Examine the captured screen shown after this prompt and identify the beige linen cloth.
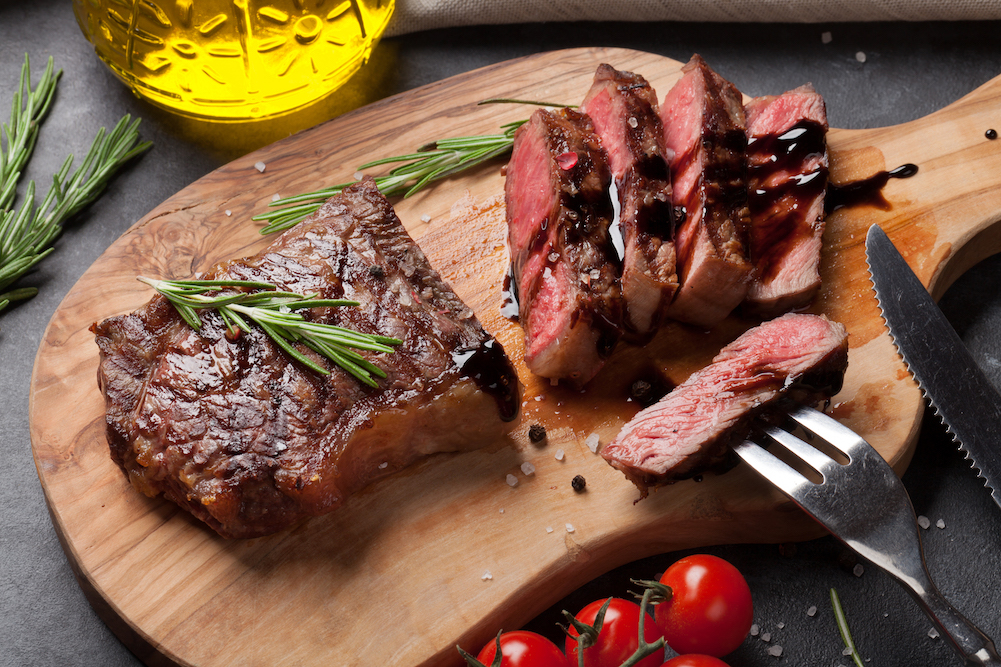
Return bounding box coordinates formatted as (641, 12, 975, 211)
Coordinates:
(386, 0, 1001, 35)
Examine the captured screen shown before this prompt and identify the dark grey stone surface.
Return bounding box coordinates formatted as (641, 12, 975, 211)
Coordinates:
(1, 2, 1000, 665)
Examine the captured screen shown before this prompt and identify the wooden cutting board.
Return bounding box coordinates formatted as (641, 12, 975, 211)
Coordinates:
(28, 48, 1001, 667)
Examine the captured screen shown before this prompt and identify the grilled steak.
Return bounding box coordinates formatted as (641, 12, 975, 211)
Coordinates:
(92, 179, 520, 539)
(505, 107, 622, 386)
(581, 64, 678, 340)
(660, 55, 753, 328)
(601, 313, 847, 495)
(743, 84, 830, 317)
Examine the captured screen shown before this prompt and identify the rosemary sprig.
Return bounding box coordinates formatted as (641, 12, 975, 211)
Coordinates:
(831, 588, 865, 667)
(254, 120, 524, 235)
(1, 54, 60, 212)
(0, 113, 152, 311)
(140, 277, 403, 387)
(253, 96, 575, 235)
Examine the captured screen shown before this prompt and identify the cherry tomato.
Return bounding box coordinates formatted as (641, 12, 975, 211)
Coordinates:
(565, 597, 664, 667)
(661, 655, 731, 667)
(475, 630, 569, 667)
(654, 555, 753, 657)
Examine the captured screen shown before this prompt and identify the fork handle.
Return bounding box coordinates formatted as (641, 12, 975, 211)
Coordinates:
(907, 576, 1001, 666)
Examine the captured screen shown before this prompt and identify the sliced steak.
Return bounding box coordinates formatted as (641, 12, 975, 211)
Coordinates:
(92, 179, 520, 539)
(601, 313, 848, 495)
(661, 55, 753, 328)
(743, 84, 829, 317)
(505, 107, 622, 386)
(581, 64, 678, 340)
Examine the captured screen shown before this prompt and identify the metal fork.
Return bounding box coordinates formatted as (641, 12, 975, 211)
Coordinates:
(733, 403, 1001, 667)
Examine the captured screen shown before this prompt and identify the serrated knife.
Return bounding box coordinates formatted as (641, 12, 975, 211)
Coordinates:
(866, 223, 1001, 511)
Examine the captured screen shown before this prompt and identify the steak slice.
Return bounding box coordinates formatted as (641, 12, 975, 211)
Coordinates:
(92, 179, 520, 539)
(743, 84, 830, 317)
(601, 313, 848, 495)
(505, 106, 622, 386)
(661, 55, 753, 328)
(581, 64, 678, 340)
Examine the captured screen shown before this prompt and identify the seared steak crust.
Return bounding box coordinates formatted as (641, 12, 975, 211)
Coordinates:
(505, 107, 622, 386)
(92, 180, 520, 539)
(581, 64, 678, 340)
(661, 55, 753, 328)
(601, 313, 848, 495)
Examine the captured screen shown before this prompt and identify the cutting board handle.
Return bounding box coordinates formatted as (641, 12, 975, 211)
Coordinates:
(826, 71, 1001, 297)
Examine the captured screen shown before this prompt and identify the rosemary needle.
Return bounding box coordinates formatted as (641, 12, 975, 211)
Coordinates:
(140, 277, 403, 387)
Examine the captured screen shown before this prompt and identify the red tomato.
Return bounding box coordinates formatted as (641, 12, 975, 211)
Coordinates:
(661, 655, 731, 667)
(564, 597, 664, 667)
(654, 555, 753, 657)
(475, 631, 569, 667)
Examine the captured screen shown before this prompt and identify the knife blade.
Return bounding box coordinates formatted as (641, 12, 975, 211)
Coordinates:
(864, 223, 1001, 508)
(865, 223, 1001, 511)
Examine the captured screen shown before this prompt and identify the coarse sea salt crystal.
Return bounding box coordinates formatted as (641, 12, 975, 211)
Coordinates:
(807, 605, 817, 617)
(555, 449, 565, 461)
(929, 627, 940, 639)
(853, 563, 865, 577)
(353, 171, 364, 180)
(546, 526, 554, 533)
(565, 523, 575, 533)
(749, 624, 760, 636)
(378, 462, 388, 469)
(271, 193, 281, 202)
(936, 518, 946, 529)
(499, 508, 505, 514)
(482, 571, 492, 581)
(761, 632, 771, 642)
(776, 622, 785, 629)
(506, 474, 518, 487)
(225, 210, 232, 216)
(420, 214, 431, 223)
(918, 515, 931, 529)
(254, 161, 266, 173)
(821, 31, 833, 43)
(856, 51, 867, 63)
(585, 433, 600, 453)
(768, 645, 783, 657)
(521, 462, 536, 476)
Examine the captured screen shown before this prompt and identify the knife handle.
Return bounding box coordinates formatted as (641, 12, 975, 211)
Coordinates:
(906, 571, 1001, 666)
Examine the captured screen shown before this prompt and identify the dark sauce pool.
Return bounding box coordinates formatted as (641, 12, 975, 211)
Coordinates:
(826, 163, 918, 213)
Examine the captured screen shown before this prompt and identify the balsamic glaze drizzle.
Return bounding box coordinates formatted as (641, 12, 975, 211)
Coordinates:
(826, 163, 918, 213)
(451, 338, 519, 422)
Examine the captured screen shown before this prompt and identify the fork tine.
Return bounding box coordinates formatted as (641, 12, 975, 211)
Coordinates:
(784, 404, 865, 457)
(758, 423, 835, 476)
(732, 439, 814, 497)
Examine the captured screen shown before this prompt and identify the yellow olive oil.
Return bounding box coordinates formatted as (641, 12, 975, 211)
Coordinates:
(73, 0, 395, 121)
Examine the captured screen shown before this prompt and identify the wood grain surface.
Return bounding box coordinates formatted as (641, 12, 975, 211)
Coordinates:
(28, 48, 1001, 666)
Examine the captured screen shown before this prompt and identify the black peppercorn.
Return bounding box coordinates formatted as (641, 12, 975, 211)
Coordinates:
(987, 129, 998, 140)
(630, 380, 653, 404)
(368, 265, 385, 278)
(571, 475, 586, 492)
(528, 423, 546, 444)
